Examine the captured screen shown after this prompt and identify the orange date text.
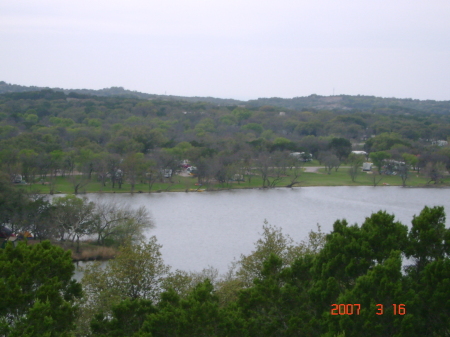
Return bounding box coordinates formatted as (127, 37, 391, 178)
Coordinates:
(331, 304, 406, 315)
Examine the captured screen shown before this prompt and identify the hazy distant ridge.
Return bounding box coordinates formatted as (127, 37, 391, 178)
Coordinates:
(1, 81, 450, 114)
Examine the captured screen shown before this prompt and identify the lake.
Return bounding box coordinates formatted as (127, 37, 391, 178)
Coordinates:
(85, 186, 450, 274)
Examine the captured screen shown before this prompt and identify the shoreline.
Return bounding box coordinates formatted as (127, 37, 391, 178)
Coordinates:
(19, 167, 449, 195)
(40, 182, 450, 195)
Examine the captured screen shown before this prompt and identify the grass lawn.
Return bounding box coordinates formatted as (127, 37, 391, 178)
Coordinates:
(303, 168, 430, 187)
(19, 168, 447, 195)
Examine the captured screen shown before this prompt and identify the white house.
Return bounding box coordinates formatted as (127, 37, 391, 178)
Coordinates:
(351, 151, 367, 156)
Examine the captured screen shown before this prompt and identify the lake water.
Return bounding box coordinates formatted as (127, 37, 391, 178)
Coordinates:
(85, 186, 450, 274)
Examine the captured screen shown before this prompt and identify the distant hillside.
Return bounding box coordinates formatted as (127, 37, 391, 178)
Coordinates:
(247, 95, 450, 114)
(1, 81, 450, 114)
(0, 81, 244, 106)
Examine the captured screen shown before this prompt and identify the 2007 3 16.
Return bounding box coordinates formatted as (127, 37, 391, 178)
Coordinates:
(331, 304, 406, 315)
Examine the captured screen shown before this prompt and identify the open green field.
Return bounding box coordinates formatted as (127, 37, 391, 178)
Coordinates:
(18, 166, 447, 195)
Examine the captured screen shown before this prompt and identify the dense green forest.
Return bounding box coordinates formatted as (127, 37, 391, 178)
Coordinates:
(1, 82, 450, 193)
(1, 205, 449, 336)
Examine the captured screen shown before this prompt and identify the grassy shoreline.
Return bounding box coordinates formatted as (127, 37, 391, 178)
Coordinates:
(19, 167, 448, 195)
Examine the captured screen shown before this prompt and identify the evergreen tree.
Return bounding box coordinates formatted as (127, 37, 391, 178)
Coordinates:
(0, 241, 82, 336)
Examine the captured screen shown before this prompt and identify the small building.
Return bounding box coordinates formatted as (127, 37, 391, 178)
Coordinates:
(351, 151, 367, 156)
(289, 152, 312, 162)
(432, 140, 448, 147)
(362, 162, 373, 171)
(279, 111, 286, 116)
(160, 169, 173, 178)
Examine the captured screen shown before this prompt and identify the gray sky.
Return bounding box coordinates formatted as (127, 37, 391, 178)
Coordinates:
(2, 0, 450, 101)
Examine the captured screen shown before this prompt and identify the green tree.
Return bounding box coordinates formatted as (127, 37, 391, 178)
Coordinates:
(405, 206, 450, 274)
(329, 138, 352, 161)
(271, 137, 296, 151)
(236, 222, 325, 287)
(232, 108, 252, 125)
(369, 151, 391, 174)
(0, 173, 29, 233)
(52, 195, 96, 252)
(242, 123, 264, 135)
(18, 195, 56, 241)
(311, 211, 408, 314)
(123, 152, 147, 193)
(413, 258, 450, 336)
(83, 238, 169, 302)
(90, 299, 156, 337)
(0, 149, 20, 182)
(325, 251, 410, 337)
(364, 132, 410, 152)
(140, 280, 226, 337)
(80, 238, 169, 335)
(402, 153, 419, 171)
(397, 162, 409, 187)
(237, 254, 290, 336)
(19, 149, 38, 184)
(236, 253, 320, 336)
(0, 241, 82, 336)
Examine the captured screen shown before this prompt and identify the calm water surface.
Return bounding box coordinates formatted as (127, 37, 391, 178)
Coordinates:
(87, 187, 450, 274)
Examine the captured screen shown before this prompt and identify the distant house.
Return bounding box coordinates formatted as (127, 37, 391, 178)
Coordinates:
(279, 111, 286, 116)
(432, 140, 448, 146)
(351, 151, 367, 156)
(289, 152, 312, 162)
(160, 169, 173, 178)
(362, 162, 373, 171)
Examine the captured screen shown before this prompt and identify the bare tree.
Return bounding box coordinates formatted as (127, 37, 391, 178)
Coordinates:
(257, 152, 284, 188)
(319, 151, 340, 174)
(425, 162, 447, 184)
(347, 153, 364, 182)
(154, 150, 179, 183)
(368, 171, 383, 186)
(70, 171, 91, 195)
(398, 163, 409, 187)
(257, 152, 272, 188)
(145, 160, 159, 192)
(93, 201, 153, 246)
(52, 195, 96, 252)
(286, 154, 303, 187)
(123, 153, 147, 193)
(0, 149, 21, 182)
(106, 154, 122, 189)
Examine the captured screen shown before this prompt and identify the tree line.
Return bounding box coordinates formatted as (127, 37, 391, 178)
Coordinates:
(0, 173, 152, 249)
(2, 81, 450, 114)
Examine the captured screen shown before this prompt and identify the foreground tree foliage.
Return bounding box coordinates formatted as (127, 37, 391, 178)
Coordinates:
(77, 238, 169, 336)
(84, 206, 450, 337)
(2, 206, 448, 336)
(0, 241, 82, 336)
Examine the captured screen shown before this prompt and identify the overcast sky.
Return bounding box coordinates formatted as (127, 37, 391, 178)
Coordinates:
(2, 0, 450, 101)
